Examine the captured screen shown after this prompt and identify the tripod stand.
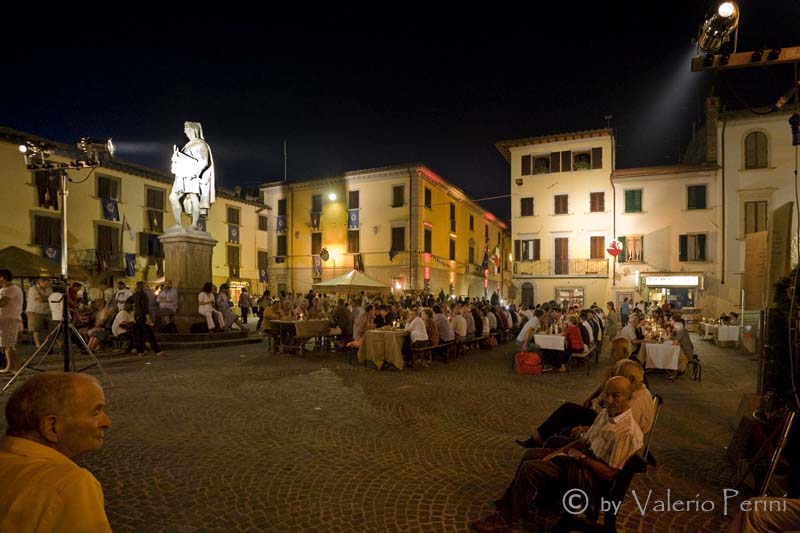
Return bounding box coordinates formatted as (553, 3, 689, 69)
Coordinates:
(2, 148, 114, 392)
(1, 308, 110, 393)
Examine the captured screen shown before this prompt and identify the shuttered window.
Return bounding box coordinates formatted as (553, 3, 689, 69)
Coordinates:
(550, 152, 561, 173)
(679, 234, 707, 261)
(590, 236, 605, 259)
(33, 215, 61, 246)
(391, 227, 405, 251)
(311, 195, 322, 214)
(590, 192, 604, 212)
(424, 188, 432, 209)
(347, 230, 360, 253)
(276, 235, 287, 256)
(561, 151, 572, 173)
(392, 185, 404, 207)
(97, 176, 119, 200)
(591, 147, 603, 169)
(744, 131, 768, 169)
(619, 235, 644, 262)
(554, 194, 568, 215)
(514, 239, 540, 260)
(533, 156, 550, 174)
(258, 251, 269, 271)
(744, 201, 768, 234)
(624, 190, 643, 213)
(258, 215, 269, 231)
(139, 232, 163, 257)
(227, 245, 240, 266)
(521, 154, 532, 176)
(520, 197, 534, 217)
(227, 206, 240, 225)
(311, 232, 322, 255)
(97, 225, 120, 254)
(277, 199, 287, 216)
(687, 185, 707, 210)
(349, 191, 359, 209)
(424, 229, 432, 254)
(449, 239, 456, 260)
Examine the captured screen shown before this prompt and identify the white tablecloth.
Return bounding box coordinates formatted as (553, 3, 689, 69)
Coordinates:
(702, 323, 716, 338)
(534, 334, 565, 351)
(643, 342, 680, 370)
(716, 325, 739, 342)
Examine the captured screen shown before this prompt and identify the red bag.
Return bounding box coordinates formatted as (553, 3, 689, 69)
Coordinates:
(514, 351, 543, 375)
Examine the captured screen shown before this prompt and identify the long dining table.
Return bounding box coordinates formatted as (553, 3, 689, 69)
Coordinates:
(357, 328, 409, 370)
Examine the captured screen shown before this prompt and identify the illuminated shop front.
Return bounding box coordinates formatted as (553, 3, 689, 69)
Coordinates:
(641, 273, 703, 308)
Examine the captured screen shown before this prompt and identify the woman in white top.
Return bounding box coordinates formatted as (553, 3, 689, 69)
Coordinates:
(404, 308, 429, 348)
(198, 282, 223, 332)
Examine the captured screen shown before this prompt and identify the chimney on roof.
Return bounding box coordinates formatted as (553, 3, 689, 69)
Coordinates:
(705, 96, 720, 163)
(234, 185, 242, 196)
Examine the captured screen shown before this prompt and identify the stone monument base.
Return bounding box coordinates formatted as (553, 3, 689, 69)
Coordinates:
(159, 227, 217, 333)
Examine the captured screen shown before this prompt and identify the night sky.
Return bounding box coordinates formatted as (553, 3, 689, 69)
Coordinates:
(3, 2, 799, 220)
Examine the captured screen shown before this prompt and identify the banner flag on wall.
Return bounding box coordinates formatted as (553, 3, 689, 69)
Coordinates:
(348, 209, 359, 229)
(102, 199, 119, 221)
(125, 253, 137, 277)
(228, 224, 239, 243)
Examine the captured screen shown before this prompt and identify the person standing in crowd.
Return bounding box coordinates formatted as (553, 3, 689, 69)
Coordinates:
(238, 288, 251, 324)
(132, 281, 164, 356)
(0, 373, 112, 532)
(620, 297, 630, 327)
(156, 279, 178, 328)
(112, 302, 136, 354)
(25, 277, 51, 348)
(114, 281, 132, 311)
(0, 270, 23, 374)
(255, 290, 271, 330)
(604, 301, 618, 353)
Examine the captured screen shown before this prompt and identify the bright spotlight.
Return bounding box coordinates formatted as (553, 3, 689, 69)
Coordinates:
(18, 144, 27, 154)
(697, 1, 739, 54)
(718, 2, 735, 17)
(328, 193, 337, 201)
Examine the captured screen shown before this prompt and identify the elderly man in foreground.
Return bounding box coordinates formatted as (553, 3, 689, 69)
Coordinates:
(0, 373, 112, 532)
(470, 376, 643, 532)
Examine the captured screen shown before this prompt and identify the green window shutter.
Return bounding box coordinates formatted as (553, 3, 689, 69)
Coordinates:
(624, 190, 634, 212)
(698, 234, 707, 261)
(617, 236, 626, 263)
(514, 240, 521, 261)
(679, 234, 688, 262)
(687, 187, 697, 210)
(633, 190, 642, 212)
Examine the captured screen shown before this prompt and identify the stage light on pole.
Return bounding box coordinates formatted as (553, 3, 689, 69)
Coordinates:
(697, 1, 739, 54)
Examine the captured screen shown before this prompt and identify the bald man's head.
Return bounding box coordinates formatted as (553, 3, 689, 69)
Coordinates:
(615, 359, 645, 390)
(604, 376, 633, 417)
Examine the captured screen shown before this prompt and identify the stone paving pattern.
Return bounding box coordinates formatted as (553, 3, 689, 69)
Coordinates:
(0, 332, 758, 532)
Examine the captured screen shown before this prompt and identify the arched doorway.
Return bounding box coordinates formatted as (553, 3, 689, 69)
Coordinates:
(521, 282, 534, 307)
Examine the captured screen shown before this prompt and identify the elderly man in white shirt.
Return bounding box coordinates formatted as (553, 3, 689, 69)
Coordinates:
(156, 280, 178, 327)
(471, 377, 643, 532)
(404, 308, 429, 348)
(450, 305, 468, 341)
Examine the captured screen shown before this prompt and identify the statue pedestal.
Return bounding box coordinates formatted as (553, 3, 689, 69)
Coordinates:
(159, 228, 217, 333)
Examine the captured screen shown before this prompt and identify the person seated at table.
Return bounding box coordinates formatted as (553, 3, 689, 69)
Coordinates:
(549, 316, 583, 373)
(404, 308, 429, 349)
(309, 297, 327, 319)
(516, 309, 543, 352)
(619, 312, 645, 361)
(260, 301, 281, 333)
(450, 305, 469, 342)
(385, 304, 398, 325)
(579, 310, 595, 346)
(331, 299, 353, 339)
(433, 305, 454, 344)
(422, 308, 439, 347)
(87, 299, 116, 353)
(665, 317, 692, 380)
(728, 312, 740, 326)
(463, 304, 477, 340)
(353, 304, 375, 342)
(294, 299, 310, 320)
(111, 302, 136, 354)
(373, 305, 388, 328)
(486, 306, 498, 334)
(471, 376, 644, 533)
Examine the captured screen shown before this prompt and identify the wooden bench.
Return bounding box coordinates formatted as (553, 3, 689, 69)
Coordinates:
(432, 341, 456, 363)
(568, 343, 597, 375)
(408, 344, 436, 368)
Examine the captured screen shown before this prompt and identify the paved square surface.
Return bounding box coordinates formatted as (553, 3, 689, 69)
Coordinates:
(0, 334, 758, 532)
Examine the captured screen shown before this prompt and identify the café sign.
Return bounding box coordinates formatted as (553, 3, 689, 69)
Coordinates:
(644, 275, 700, 287)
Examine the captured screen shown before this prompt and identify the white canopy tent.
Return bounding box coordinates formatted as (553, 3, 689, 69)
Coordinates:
(312, 270, 390, 294)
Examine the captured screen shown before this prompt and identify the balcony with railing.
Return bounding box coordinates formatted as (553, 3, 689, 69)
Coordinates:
(513, 258, 609, 277)
(74, 249, 126, 272)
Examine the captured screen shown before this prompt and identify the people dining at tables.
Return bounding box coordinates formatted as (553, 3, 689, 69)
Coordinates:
(404, 308, 429, 349)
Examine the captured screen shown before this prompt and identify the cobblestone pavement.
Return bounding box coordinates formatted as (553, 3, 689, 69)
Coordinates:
(0, 333, 758, 532)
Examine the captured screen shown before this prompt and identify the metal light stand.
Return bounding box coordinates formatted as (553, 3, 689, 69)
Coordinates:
(3, 154, 110, 392)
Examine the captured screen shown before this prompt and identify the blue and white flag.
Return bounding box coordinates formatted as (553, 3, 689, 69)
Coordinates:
(125, 253, 137, 277)
(480, 249, 489, 271)
(196, 217, 207, 232)
(102, 199, 119, 221)
(228, 224, 239, 243)
(41, 244, 61, 264)
(312, 255, 322, 278)
(348, 209, 359, 229)
(259, 268, 268, 282)
(276, 215, 286, 233)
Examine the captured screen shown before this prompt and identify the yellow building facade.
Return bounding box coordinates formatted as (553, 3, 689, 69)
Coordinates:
(260, 164, 508, 299)
(0, 127, 268, 298)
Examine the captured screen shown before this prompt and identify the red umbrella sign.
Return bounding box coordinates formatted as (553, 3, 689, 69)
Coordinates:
(607, 240, 622, 257)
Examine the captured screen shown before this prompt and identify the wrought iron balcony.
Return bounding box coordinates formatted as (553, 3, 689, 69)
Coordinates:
(74, 249, 126, 272)
(513, 258, 609, 277)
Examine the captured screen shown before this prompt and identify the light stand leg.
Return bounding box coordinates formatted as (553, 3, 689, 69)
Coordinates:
(68, 324, 111, 385)
(760, 411, 796, 496)
(2, 323, 63, 393)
